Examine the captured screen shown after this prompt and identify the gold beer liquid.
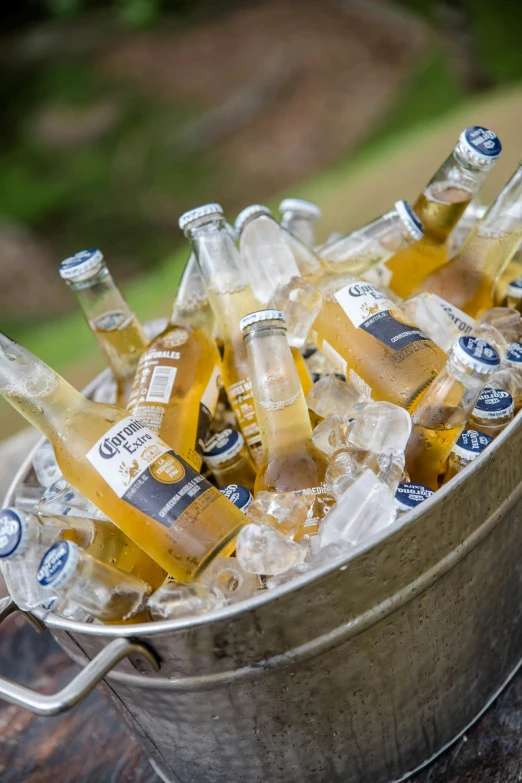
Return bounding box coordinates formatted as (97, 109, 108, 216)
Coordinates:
(405, 403, 462, 490)
(417, 226, 522, 318)
(92, 310, 149, 407)
(57, 515, 166, 589)
(386, 184, 473, 299)
(0, 336, 245, 582)
(309, 280, 447, 412)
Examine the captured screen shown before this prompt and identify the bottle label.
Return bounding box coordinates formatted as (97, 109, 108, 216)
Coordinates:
(334, 282, 429, 352)
(0, 509, 22, 558)
(195, 365, 222, 456)
(472, 387, 514, 418)
(349, 369, 372, 399)
(87, 417, 218, 537)
(431, 294, 475, 335)
(394, 483, 433, 511)
(227, 378, 262, 463)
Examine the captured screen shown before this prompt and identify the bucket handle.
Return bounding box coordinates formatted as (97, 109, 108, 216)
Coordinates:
(0, 596, 160, 716)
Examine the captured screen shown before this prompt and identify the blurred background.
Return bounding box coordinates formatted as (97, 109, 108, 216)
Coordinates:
(1, 0, 522, 437)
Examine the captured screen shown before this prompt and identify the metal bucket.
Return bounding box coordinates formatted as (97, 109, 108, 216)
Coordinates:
(0, 369, 521, 783)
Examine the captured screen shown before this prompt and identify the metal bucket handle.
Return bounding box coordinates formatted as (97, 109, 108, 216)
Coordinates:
(0, 596, 160, 715)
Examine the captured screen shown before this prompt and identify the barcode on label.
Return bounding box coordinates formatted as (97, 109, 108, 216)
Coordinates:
(146, 365, 177, 404)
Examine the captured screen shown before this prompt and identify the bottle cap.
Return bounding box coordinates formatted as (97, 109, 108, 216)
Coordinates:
(506, 342, 522, 366)
(506, 279, 522, 299)
(204, 428, 244, 466)
(240, 309, 286, 333)
(219, 484, 253, 513)
(452, 429, 493, 460)
(59, 249, 104, 282)
(279, 198, 321, 218)
(456, 126, 502, 168)
(234, 204, 272, 235)
(394, 483, 434, 512)
(452, 336, 500, 374)
(471, 387, 514, 419)
(178, 203, 224, 232)
(37, 540, 79, 590)
(0, 508, 27, 559)
(394, 200, 424, 241)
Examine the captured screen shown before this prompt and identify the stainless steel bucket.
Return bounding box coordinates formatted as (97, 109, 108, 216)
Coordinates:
(0, 369, 521, 783)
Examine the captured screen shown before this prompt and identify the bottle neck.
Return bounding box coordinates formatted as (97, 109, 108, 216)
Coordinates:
(280, 211, 317, 248)
(414, 150, 490, 242)
(239, 214, 301, 303)
(244, 323, 312, 452)
(320, 209, 415, 275)
(0, 332, 87, 441)
(452, 163, 522, 279)
(171, 252, 215, 334)
(189, 217, 260, 339)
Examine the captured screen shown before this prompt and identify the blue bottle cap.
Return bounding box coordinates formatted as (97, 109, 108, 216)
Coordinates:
(506, 342, 522, 365)
(394, 483, 434, 512)
(452, 336, 500, 374)
(219, 484, 253, 513)
(204, 429, 245, 467)
(472, 387, 514, 419)
(506, 279, 522, 298)
(37, 540, 79, 590)
(0, 508, 24, 558)
(59, 249, 104, 282)
(394, 200, 424, 241)
(453, 429, 493, 460)
(457, 127, 502, 167)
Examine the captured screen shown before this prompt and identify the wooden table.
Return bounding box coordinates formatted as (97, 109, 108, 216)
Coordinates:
(0, 608, 520, 782)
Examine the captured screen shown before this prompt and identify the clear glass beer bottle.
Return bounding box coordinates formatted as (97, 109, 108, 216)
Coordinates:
(386, 126, 502, 298)
(60, 249, 149, 407)
(0, 331, 245, 581)
(279, 197, 321, 248)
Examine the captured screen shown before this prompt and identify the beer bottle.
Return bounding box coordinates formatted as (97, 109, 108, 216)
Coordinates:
(318, 200, 424, 286)
(0, 331, 245, 581)
(394, 483, 433, 518)
(405, 336, 500, 489)
(126, 257, 222, 472)
(468, 387, 514, 438)
(59, 249, 149, 407)
(417, 161, 522, 317)
(241, 310, 327, 496)
(220, 484, 254, 514)
(179, 204, 265, 465)
(443, 429, 493, 483)
(386, 126, 502, 298)
(235, 204, 314, 395)
(274, 275, 447, 410)
(37, 541, 150, 623)
(279, 197, 321, 248)
(504, 278, 522, 312)
(203, 429, 256, 492)
(488, 342, 522, 411)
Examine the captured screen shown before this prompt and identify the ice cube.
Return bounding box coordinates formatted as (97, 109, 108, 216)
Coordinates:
(247, 491, 312, 538)
(477, 308, 522, 345)
(349, 401, 412, 454)
(143, 318, 169, 340)
(37, 477, 107, 520)
(312, 415, 351, 455)
(489, 365, 522, 407)
(325, 448, 378, 499)
(304, 345, 336, 380)
(319, 469, 397, 549)
(269, 277, 323, 348)
(32, 441, 61, 488)
(471, 322, 508, 359)
(265, 562, 310, 591)
(199, 557, 261, 602)
(402, 293, 465, 353)
(376, 450, 406, 495)
(306, 375, 366, 419)
(236, 524, 306, 575)
(147, 582, 223, 621)
(307, 541, 354, 569)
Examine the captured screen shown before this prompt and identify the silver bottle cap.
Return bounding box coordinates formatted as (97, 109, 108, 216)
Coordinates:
(394, 200, 424, 240)
(234, 204, 272, 235)
(452, 336, 500, 374)
(240, 309, 285, 333)
(279, 198, 321, 218)
(456, 126, 502, 169)
(60, 248, 104, 282)
(178, 203, 224, 232)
